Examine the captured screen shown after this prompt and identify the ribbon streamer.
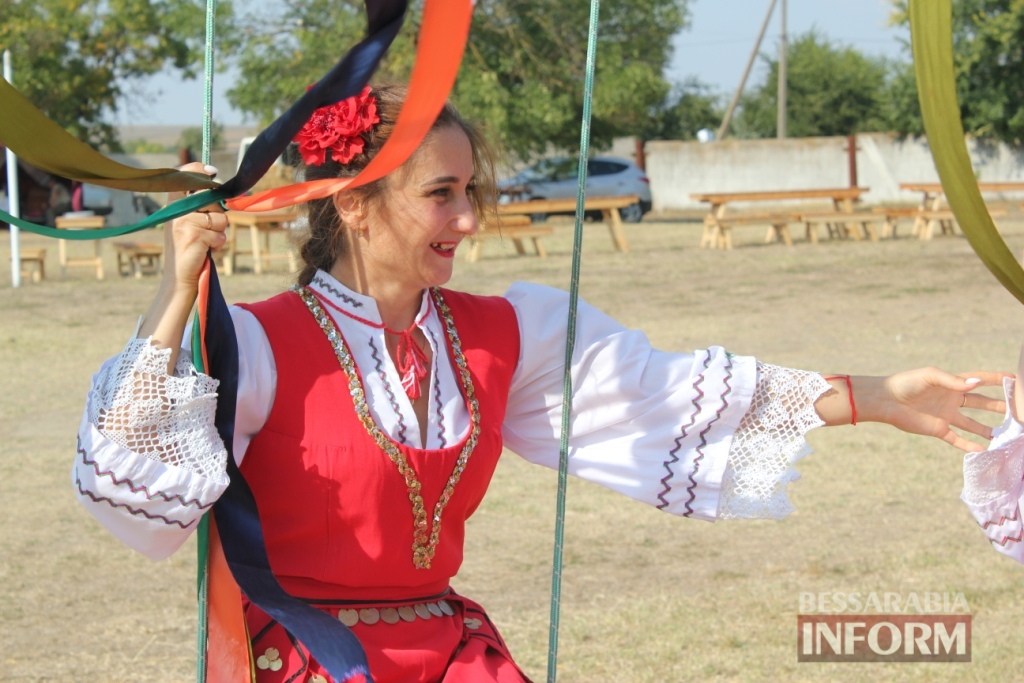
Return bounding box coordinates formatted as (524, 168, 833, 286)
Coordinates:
(0, 0, 409, 235)
(191, 1, 474, 681)
(910, 0, 1024, 305)
(0, 78, 217, 193)
(0, 0, 471, 240)
(224, 0, 473, 211)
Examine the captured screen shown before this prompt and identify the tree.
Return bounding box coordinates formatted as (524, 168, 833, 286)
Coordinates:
(889, 0, 1024, 144)
(733, 31, 892, 138)
(122, 139, 171, 154)
(0, 0, 236, 151)
(639, 78, 723, 141)
(178, 122, 226, 154)
(226, 0, 689, 160)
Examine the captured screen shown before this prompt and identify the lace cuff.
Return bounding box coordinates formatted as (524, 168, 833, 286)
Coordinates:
(963, 377, 1024, 506)
(718, 362, 829, 520)
(87, 336, 228, 480)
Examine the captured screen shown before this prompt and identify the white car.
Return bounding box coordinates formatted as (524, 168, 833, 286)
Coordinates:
(499, 156, 653, 222)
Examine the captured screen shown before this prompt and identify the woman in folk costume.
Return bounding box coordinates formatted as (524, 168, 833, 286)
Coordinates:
(76, 83, 1005, 683)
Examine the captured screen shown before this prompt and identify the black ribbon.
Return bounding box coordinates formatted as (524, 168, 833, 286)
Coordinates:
(203, 2, 411, 680)
(221, 0, 408, 199)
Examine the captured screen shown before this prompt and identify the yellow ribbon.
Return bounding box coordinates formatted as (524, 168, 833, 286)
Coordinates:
(0, 78, 216, 193)
(910, 0, 1024, 305)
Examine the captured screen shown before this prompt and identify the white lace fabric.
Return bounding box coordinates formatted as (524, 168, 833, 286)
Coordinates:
(88, 337, 227, 480)
(718, 362, 829, 520)
(962, 378, 1024, 506)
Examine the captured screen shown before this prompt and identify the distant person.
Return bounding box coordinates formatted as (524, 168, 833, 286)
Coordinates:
(71, 181, 84, 212)
(73, 83, 1005, 683)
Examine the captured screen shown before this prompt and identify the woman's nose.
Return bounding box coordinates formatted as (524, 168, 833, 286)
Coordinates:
(452, 199, 478, 236)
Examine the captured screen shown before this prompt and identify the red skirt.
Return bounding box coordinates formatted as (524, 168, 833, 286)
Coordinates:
(244, 591, 532, 683)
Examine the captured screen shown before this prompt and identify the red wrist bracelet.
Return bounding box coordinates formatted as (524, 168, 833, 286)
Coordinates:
(824, 374, 857, 426)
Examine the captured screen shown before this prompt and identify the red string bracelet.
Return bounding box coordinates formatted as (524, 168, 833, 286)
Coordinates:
(823, 375, 857, 426)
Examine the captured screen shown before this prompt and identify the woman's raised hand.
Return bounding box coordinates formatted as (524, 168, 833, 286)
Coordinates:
(162, 162, 227, 292)
(138, 163, 226, 361)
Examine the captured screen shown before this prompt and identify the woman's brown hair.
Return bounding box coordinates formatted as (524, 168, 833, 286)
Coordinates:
(296, 83, 497, 285)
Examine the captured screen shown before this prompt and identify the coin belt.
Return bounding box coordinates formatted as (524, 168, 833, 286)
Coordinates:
(337, 599, 455, 627)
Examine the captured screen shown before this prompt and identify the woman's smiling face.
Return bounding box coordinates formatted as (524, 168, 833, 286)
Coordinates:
(355, 124, 479, 293)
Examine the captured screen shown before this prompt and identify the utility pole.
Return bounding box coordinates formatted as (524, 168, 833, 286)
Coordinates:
(777, 0, 788, 138)
(717, 0, 779, 141)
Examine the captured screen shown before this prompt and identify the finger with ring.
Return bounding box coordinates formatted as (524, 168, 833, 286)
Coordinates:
(961, 394, 968, 408)
(204, 212, 213, 230)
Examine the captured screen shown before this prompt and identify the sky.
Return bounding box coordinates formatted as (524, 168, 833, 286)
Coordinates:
(117, 0, 909, 127)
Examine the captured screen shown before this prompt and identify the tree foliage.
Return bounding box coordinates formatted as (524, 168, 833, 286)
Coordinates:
(178, 122, 225, 153)
(889, 0, 1024, 144)
(0, 0, 235, 150)
(227, 0, 688, 160)
(733, 31, 892, 138)
(639, 78, 723, 141)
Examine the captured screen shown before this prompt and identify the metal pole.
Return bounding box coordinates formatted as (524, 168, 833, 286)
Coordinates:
(4, 50, 22, 288)
(717, 0, 779, 140)
(777, 0, 788, 138)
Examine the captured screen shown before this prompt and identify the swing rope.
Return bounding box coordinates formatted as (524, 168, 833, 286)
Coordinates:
(194, 2, 218, 681)
(547, 0, 602, 680)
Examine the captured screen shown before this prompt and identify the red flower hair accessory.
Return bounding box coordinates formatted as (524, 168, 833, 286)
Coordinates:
(293, 85, 380, 166)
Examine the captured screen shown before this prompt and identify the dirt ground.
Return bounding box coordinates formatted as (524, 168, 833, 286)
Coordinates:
(3, 213, 1024, 682)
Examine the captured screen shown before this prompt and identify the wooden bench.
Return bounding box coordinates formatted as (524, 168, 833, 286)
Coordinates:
(916, 208, 1006, 240)
(711, 209, 884, 247)
(692, 187, 869, 249)
(466, 215, 553, 262)
(710, 213, 795, 248)
(19, 247, 46, 282)
(871, 206, 921, 238)
(797, 211, 884, 243)
(113, 241, 164, 278)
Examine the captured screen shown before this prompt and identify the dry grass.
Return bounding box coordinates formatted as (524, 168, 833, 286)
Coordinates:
(3, 215, 1024, 682)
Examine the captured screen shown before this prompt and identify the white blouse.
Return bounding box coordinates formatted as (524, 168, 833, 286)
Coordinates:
(961, 377, 1024, 564)
(75, 272, 830, 560)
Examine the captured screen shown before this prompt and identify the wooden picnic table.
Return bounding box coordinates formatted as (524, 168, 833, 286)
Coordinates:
(898, 182, 1024, 239)
(465, 214, 553, 262)
(224, 210, 300, 275)
(55, 214, 106, 279)
(497, 194, 639, 253)
(691, 187, 869, 249)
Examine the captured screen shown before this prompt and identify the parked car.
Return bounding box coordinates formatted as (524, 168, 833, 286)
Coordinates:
(498, 156, 652, 222)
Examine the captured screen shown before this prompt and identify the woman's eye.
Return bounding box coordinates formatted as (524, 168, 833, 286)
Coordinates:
(430, 187, 451, 197)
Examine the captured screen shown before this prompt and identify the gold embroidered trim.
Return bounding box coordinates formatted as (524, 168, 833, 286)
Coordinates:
(296, 286, 480, 569)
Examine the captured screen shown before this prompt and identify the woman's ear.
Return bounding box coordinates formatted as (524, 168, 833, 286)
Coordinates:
(332, 191, 367, 231)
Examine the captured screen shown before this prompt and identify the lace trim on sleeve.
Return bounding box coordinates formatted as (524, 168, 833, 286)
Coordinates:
(718, 362, 829, 520)
(88, 337, 227, 479)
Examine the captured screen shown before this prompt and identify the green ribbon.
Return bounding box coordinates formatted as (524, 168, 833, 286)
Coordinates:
(0, 78, 216, 193)
(0, 187, 231, 239)
(910, 0, 1024, 305)
(0, 74, 234, 239)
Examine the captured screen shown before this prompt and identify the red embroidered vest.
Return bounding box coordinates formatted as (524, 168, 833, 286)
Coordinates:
(238, 288, 520, 601)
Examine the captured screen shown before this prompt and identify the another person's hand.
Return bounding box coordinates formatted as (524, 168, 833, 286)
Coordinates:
(859, 368, 1007, 452)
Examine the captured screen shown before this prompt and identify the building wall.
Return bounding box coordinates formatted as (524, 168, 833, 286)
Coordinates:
(644, 133, 1024, 212)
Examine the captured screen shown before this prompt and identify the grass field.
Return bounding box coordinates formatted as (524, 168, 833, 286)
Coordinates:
(3, 214, 1024, 682)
